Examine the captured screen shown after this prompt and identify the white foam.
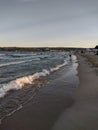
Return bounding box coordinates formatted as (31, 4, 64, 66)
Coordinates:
(0, 59, 68, 98)
(0, 54, 5, 56)
(0, 82, 20, 98)
(11, 53, 36, 57)
(0, 69, 50, 98)
(0, 59, 33, 67)
(50, 60, 68, 72)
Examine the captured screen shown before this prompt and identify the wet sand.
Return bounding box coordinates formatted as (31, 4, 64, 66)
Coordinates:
(1, 55, 98, 130)
(52, 55, 98, 130)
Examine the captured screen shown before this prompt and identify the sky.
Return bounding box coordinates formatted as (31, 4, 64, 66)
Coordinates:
(0, 0, 98, 48)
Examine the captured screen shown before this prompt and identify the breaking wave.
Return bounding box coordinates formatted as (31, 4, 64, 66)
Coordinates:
(0, 60, 68, 98)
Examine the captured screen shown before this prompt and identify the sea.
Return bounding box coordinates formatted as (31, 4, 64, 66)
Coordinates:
(0, 51, 79, 123)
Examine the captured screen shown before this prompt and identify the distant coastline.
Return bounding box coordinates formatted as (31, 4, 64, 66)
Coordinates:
(0, 47, 89, 52)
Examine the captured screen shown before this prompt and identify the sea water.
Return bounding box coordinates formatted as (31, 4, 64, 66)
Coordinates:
(0, 51, 78, 123)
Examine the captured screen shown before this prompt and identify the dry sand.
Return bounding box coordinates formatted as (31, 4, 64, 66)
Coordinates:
(84, 53, 98, 67)
(0, 55, 98, 130)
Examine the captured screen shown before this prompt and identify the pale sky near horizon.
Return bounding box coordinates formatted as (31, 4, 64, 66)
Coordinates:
(0, 0, 98, 48)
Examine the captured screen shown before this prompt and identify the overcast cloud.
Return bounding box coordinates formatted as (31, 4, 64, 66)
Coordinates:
(0, 0, 98, 47)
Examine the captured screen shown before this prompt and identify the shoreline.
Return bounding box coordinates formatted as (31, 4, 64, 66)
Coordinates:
(52, 55, 98, 130)
(0, 54, 98, 130)
(0, 55, 78, 130)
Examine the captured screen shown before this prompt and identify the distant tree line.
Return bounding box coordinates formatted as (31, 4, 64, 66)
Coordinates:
(0, 47, 82, 52)
(95, 45, 98, 49)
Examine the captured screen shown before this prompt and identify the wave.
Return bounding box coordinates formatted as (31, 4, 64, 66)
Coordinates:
(50, 60, 68, 72)
(0, 56, 40, 61)
(7, 53, 37, 57)
(0, 58, 40, 67)
(0, 53, 37, 60)
(0, 54, 5, 59)
(0, 59, 68, 98)
(0, 69, 50, 98)
(0, 54, 5, 56)
(0, 60, 32, 67)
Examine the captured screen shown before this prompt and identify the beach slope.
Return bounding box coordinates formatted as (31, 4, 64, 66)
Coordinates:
(52, 55, 98, 130)
(0, 55, 98, 130)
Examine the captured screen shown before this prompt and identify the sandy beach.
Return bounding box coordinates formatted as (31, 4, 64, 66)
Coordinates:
(52, 54, 98, 130)
(0, 54, 98, 130)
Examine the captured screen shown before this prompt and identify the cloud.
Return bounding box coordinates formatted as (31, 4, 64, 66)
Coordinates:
(20, 0, 27, 1)
(18, 0, 37, 2)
